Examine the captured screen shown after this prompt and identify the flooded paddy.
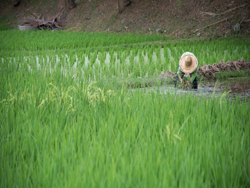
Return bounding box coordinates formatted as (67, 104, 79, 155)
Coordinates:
(137, 77, 250, 100)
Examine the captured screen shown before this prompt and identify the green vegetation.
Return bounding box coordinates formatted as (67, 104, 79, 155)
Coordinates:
(1, 30, 249, 80)
(216, 69, 250, 79)
(1, 30, 250, 188)
(0, 30, 166, 51)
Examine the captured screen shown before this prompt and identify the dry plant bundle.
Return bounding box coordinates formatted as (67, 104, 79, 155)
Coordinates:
(21, 14, 62, 30)
(198, 59, 250, 79)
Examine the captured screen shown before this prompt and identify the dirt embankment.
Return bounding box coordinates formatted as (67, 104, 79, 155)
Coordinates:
(0, 0, 249, 37)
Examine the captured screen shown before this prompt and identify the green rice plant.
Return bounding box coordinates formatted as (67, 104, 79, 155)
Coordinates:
(1, 38, 250, 83)
(216, 69, 250, 79)
(1, 63, 249, 187)
(0, 30, 166, 52)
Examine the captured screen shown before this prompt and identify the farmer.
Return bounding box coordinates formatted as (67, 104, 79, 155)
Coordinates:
(174, 52, 198, 89)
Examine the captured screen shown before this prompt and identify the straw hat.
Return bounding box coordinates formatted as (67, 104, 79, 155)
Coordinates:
(179, 54, 198, 73)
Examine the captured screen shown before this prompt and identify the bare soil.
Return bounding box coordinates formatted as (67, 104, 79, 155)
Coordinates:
(0, 0, 249, 38)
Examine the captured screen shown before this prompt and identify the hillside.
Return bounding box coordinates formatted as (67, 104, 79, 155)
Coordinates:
(0, 0, 249, 38)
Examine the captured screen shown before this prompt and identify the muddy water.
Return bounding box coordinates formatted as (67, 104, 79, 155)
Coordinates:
(143, 77, 250, 100)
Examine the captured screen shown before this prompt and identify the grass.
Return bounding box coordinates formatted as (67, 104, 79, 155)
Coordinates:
(216, 69, 250, 79)
(0, 30, 250, 188)
(0, 30, 167, 51)
(114, 77, 173, 88)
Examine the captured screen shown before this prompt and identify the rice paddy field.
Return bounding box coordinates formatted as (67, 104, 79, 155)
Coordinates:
(0, 30, 250, 188)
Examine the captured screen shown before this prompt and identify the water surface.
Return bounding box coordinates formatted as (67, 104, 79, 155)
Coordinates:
(137, 77, 250, 100)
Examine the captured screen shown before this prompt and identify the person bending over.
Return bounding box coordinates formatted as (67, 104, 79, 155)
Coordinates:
(174, 52, 198, 89)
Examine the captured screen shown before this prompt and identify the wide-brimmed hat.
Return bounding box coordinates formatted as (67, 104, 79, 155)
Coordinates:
(179, 54, 198, 73)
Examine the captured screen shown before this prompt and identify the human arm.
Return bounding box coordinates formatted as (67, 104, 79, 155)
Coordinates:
(178, 74, 183, 84)
(177, 67, 184, 84)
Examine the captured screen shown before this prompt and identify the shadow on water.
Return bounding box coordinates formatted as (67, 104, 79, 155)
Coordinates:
(135, 77, 250, 101)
